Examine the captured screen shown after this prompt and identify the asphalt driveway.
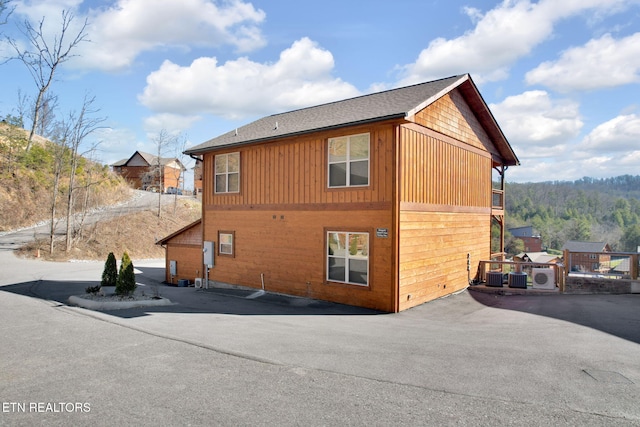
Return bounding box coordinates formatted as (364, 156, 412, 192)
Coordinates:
(1, 251, 639, 426)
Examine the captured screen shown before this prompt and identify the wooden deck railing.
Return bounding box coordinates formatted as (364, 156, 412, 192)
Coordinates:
(476, 251, 639, 293)
(475, 260, 565, 291)
(562, 250, 638, 280)
(492, 189, 504, 210)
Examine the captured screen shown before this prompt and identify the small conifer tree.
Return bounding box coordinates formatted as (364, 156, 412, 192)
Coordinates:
(101, 252, 118, 288)
(116, 251, 136, 296)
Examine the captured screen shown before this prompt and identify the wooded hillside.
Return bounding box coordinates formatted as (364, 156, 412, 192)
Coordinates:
(505, 175, 640, 253)
(0, 121, 129, 232)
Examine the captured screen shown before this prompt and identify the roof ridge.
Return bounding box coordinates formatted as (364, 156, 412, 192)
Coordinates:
(265, 74, 466, 119)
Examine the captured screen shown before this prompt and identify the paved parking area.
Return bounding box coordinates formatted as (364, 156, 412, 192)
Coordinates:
(1, 253, 639, 426)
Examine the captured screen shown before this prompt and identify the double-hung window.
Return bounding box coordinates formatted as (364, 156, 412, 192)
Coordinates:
(218, 231, 235, 257)
(328, 133, 369, 187)
(327, 231, 369, 286)
(215, 152, 240, 193)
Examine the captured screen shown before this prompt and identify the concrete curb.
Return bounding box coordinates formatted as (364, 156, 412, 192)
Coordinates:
(68, 295, 173, 310)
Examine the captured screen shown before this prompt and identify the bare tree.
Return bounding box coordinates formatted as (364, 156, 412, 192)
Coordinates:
(150, 129, 180, 218)
(64, 94, 105, 252)
(35, 92, 59, 137)
(0, 0, 13, 28)
(171, 133, 188, 214)
(8, 9, 88, 151)
(48, 119, 72, 255)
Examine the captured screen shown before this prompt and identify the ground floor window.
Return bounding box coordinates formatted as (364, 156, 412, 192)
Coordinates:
(327, 231, 369, 286)
(218, 231, 235, 256)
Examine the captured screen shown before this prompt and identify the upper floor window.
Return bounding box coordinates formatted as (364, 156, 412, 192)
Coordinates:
(328, 133, 369, 188)
(215, 152, 240, 193)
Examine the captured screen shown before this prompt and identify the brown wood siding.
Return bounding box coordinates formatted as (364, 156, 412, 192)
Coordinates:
(165, 244, 203, 285)
(162, 165, 182, 191)
(412, 89, 499, 157)
(399, 124, 492, 208)
(398, 211, 489, 310)
(204, 208, 395, 312)
(202, 122, 397, 208)
(397, 105, 494, 310)
(115, 164, 181, 191)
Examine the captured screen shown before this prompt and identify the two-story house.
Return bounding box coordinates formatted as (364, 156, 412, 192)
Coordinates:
(112, 151, 185, 193)
(183, 74, 519, 312)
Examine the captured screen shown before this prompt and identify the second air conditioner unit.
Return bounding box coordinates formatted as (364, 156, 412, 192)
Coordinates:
(532, 268, 555, 290)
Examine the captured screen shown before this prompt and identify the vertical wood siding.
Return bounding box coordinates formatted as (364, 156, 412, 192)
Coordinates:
(200, 122, 398, 312)
(202, 123, 397, 208)
(397, 92, 495, 310)
(399, 125, 491, 207)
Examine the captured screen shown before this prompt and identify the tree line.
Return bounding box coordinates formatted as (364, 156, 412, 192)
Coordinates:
(504, 175, 640, 254)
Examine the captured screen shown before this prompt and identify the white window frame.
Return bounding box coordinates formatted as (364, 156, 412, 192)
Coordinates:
(326, 231, 369, 286)
(214, 152, 240, 194)
(327, 133, 370, 188)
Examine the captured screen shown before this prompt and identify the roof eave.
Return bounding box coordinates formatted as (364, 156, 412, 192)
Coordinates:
(457, 76, 520, 167)
(184, 113, 407, 155)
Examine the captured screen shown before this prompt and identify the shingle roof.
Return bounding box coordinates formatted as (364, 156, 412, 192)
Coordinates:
(113, 151, 186, 170)
(516, 252, 560, 263)
(561, 241, 609, 252)
(185, 74, 519, 166)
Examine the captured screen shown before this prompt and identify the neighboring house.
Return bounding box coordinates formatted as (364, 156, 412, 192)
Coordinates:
(112, 151, 185, 193)
(182, 74, 519, 312)
(514, 252, 560, 264)
(561, 241, 611, 273)
(156, 220, 202, 285)
(508, 225, 542, 252)
(193, 159, 203, 196)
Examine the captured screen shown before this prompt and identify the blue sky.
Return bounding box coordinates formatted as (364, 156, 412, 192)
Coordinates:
(1, 0, 639, 184)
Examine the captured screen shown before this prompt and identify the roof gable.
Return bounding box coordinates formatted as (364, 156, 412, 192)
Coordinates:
(185, 74, 519, 166)
(157, 219, 202, 246)
(116, 151, 186, 170)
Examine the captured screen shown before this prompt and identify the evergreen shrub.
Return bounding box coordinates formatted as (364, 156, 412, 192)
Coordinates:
(116, 251, 136, 296)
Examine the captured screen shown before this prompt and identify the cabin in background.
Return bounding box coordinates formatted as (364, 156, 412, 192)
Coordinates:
(112, 151, 185, 193)
(562, 241, 611, 273)
(181, 74, 519, 312)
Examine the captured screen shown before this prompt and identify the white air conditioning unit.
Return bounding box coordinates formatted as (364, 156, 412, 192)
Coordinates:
(532, 268, 555, 289)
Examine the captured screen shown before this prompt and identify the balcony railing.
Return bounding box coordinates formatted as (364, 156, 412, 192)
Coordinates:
(492, 189, 504, 211)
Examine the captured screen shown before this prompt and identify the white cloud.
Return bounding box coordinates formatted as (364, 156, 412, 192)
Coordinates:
(506, 112, 640, 182)
(65, 0, 266, 72)
(525, 33, 640, 91)
(490, 90, 583, 149)
(138, 37, 361, 119)
(143, 113, 202, 137)
(580, 114, 640, 151)
(397, 0, 634, 85)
